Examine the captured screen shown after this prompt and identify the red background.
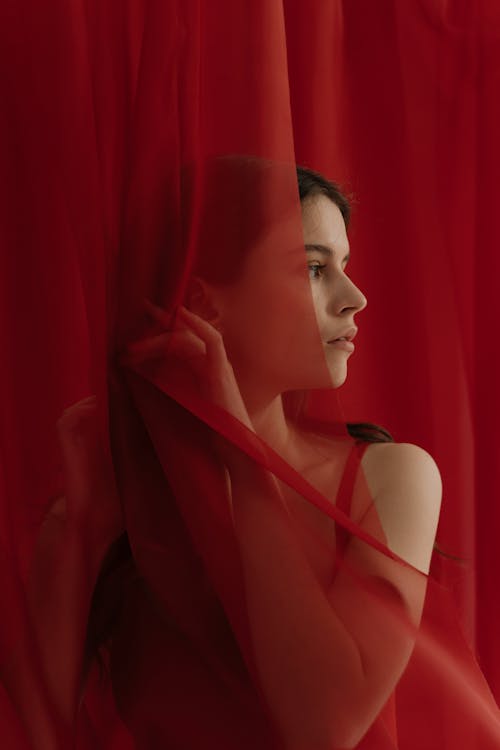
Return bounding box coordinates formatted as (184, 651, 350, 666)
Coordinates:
(1, 0, 499, 727)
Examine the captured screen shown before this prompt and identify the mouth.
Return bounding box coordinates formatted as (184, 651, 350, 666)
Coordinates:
(326, 326, 358, 346)
(327, 339, 355, 352)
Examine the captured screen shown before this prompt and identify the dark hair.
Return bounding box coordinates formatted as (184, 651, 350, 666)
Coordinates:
(296, 165, 352, 228)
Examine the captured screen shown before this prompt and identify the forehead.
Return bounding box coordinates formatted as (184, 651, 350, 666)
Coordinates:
(301, 194, 349, 250)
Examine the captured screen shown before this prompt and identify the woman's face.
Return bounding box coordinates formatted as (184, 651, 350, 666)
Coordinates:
(201, 193, 368, 396)
(301, 194, 368, 388)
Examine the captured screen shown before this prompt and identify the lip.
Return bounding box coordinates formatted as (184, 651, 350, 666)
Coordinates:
(327, 339, 355, 352)
(327, 326, 358, 345)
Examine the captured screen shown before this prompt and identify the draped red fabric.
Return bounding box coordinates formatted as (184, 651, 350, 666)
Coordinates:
(1, 2, 500, 748)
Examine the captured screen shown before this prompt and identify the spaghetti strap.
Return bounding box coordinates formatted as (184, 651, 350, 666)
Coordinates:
(336, 440, 370, 517)
(335, 441, 371, 564)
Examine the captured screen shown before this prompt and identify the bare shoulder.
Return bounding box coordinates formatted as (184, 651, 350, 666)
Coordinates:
(360, 441, 443, 498)
(357, 442, 443, 573)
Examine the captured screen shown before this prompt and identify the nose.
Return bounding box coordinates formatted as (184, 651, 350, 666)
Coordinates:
(333, 277, 368, 316)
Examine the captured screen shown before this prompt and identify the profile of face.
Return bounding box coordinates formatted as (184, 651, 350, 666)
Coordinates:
(188, 192, 367, 397)
(301, 194, 368, 387)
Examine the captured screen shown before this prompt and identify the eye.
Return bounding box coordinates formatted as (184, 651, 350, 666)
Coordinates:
(308, 263, 327, 280)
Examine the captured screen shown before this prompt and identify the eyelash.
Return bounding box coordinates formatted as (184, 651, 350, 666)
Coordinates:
(307, 262, 349, 280)
(308, 263, 327, 280)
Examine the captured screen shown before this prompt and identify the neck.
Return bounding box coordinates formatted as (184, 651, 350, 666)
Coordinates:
(239, 374, 340, 480)
(239, 385, 313, 471)
(247, 394, 291, 452)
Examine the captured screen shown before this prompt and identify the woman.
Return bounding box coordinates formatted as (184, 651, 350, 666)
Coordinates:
(20, 162, 441, 749)
(1, 0, 499, 744)
(76, 161, 440, 749)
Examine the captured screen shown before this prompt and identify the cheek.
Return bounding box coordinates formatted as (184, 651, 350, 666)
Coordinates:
(309, 282, 329, 325)
(223, 280, 328, 377)
(223, 287, 288, 360)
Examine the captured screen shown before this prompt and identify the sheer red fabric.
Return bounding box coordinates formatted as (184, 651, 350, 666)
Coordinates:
(1, 2, 500, 749)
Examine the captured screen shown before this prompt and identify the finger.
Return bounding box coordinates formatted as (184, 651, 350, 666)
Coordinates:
(60, 395, 97, 415)
(125, 328, 206, 363)
(75, 395, 97, 406)
(143, 298, 178, 328)
(177, 306, 227, 371)
(57, 397, 99, 430)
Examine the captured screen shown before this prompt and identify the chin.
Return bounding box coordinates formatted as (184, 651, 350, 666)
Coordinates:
(328, 364, 348, 389)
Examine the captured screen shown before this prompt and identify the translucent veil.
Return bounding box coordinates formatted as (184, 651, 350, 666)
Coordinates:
(1, 1, 500, 749)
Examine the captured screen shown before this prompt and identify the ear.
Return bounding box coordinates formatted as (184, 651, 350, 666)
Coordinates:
(185, 276, 223, 330)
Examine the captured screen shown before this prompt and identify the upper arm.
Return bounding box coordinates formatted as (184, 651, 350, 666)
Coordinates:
(331, 443, 442, 631)
(361, 442, 442, 576)
(362, 443, 442, 573)
(343, 441, 442, 630)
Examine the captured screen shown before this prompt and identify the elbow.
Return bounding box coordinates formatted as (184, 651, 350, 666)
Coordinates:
(328, 725, 367, 750)
(282, 707, 373, 750)
(326, 689, 396, 749)
(325, 677, 399, 748)
(328, 717, 370, 750)
(331, 693, 392, 749)
(284, 726, 367, 750)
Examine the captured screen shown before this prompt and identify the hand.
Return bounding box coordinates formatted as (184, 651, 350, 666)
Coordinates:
(56, 395, 124, 547)
(131, 300, 255, 432)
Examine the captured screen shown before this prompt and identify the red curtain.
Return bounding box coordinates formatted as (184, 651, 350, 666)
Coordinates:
(1, 1, 500, 748)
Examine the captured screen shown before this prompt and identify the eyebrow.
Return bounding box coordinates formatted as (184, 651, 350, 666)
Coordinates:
(305, 244, 350, 264)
